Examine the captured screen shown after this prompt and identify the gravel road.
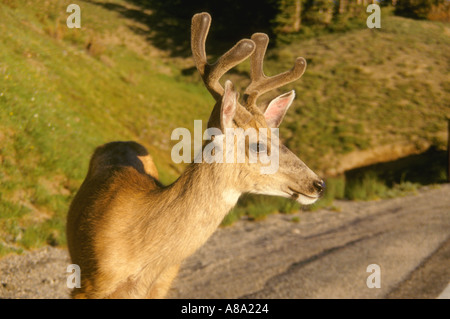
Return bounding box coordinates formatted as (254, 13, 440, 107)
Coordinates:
(1, 184, 449, 299)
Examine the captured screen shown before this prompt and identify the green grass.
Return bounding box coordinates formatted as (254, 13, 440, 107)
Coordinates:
(345, 172, 423, 201)
(0, 1, 449, 257)
(222, 195, 300, 226)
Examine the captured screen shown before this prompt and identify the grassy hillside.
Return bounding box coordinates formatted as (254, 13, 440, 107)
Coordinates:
(0, 1, 448, 256)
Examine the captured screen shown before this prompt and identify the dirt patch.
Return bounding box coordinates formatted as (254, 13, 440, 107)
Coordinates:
(38, 175, 71, 196)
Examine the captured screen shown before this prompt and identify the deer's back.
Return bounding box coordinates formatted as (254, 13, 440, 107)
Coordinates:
(66, 141, 161, 297)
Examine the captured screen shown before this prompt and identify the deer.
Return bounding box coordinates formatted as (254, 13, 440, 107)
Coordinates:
(66, 12, 325, 299)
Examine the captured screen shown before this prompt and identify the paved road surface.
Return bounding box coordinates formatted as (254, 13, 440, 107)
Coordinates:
(1, 184, 449, 299)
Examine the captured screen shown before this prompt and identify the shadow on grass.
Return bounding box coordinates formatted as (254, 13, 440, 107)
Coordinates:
(89, 0, 277, 58)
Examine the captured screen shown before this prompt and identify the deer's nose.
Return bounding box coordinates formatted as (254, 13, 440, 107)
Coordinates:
(313, 179, 325, 196)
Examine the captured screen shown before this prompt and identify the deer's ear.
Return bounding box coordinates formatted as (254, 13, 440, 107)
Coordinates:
(220, 80, 237, 130)
(264, 90, 295, 128)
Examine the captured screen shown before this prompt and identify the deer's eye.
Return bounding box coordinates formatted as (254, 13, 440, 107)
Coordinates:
(249, 143, 266, 154)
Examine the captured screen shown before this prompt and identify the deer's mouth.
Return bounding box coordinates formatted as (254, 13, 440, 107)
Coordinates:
(287, 186, 319, 204)
(287, 187, 317, 199)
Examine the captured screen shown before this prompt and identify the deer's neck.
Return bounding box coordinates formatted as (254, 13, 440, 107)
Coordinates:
(166, 162, 240, 220)
(148, 162, 240, 257)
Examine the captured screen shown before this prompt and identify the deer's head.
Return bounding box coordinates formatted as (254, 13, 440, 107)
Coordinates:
(191, 13, 324, 205)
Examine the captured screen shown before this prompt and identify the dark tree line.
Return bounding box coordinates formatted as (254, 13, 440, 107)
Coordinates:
(273, 0, 449, 34)
(141, 0, 448, 37)
(120, 0, 448, 56)
(394, 0, 450, 20)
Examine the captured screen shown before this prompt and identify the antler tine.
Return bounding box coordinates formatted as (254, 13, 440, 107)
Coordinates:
(191, 12, 255, 100)
(244, 33, 307, 108)
(191, 13, 211, 76)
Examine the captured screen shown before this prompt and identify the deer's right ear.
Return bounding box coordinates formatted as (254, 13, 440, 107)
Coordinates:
(264, 90, 295, 128)
(220, 80, 237, 130)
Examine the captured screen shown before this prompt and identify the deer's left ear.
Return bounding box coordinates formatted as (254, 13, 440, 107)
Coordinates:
(264, 90, 295, 128)
(220, 80, 237, 130)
